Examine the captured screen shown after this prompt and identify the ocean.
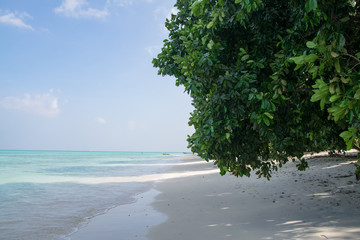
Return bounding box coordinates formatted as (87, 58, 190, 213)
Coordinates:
(0, 150, 186, 240)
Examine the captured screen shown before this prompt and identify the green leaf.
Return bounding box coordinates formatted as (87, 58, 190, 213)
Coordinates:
(248, 93, 254, 101)
(320, 99, 326, 110)
(306, 41, 316, 49)
(312, 78, 326, 89)
(340, 16, 350, 22)
(290, 54, 317, 65)
(263, 116, 270, 126)
(330, 77, 339, 83)
(220, 165, 228, 176)
(306, 54, 318, 62)
(294, 64, 303, 71)
(311, 78, 329, 109)
(341, 77, 349, 84)
(340, 129, 356, 150)
(289, 56, 305, 65)
(329, 95, 340, 102)
(225, 133, 231, 142)
(257, 63, 265, 68)
(308, 65, 318, 79)
(241, 55, 250, 61)
(331, 52, 339, 58)
(207, 21, 214, 29)
(340, 131, 353, 140)
(264, 112, 274, 119)
(179, 36, 187, 41)
(305, 0, 318, 13)
(335, 59, 341, 73)
(310, 93, 321, 102)
(349, 110, 354, 122)
(239, 48, 246, 54)
(328, 106, 347, 121)
(354, 89, 360, 99)
(191, 1, 203, 17)
(338, 34, 346, 49)
(207, 40, 215, 49)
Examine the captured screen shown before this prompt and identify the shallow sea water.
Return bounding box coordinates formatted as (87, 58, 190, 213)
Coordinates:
(0, 150, 183, 240)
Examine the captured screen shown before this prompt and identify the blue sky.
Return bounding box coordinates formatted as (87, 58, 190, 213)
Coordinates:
(0, 0, 194, 152)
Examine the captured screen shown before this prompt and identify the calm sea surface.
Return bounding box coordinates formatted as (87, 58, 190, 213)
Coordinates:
(0, 150, 185, 240)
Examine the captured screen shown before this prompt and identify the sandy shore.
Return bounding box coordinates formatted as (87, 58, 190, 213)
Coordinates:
(70, 153, 360, 240)
(148, 153, 360, 240)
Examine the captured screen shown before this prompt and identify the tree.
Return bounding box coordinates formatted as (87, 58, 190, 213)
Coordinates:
(153, 0, 360, 179)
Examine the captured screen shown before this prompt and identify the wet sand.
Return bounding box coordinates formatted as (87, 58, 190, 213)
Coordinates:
(70, 153, 360, 240)
(148, 153, 360, 240)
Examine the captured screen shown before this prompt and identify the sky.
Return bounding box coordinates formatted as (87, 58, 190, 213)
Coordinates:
(0, 0, 194, 152)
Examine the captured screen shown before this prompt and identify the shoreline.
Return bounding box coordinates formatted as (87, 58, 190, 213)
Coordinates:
(69, 188, 165, 240)
(148, 154, 360, 240)
(70, 153, 360, 240)
(68, 154, 203, 240)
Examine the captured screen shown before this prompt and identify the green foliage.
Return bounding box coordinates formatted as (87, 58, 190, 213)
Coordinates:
(154, 0, 359, 179)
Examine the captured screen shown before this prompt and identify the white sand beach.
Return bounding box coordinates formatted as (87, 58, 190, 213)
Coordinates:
(71, 153, 360, 240)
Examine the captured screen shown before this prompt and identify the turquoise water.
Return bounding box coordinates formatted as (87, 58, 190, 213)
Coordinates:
(0, 150, 185, 240)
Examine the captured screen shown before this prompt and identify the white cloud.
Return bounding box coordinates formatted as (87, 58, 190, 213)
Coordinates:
(128, 120, 136, 129)
(128, 120, 149, 130)
(0, 92, 60, 117)
(105, 0, 133, 7)
(54, 0, 139, 19)
(153, 6, 178, 32)
(95, 117, 106, 124)
(154, 6, 178, 21)
(0, 10, 33, 30)
(145, 45, 161, 56)
(55, 0, 109, 19)
(166, 7, 178, 20)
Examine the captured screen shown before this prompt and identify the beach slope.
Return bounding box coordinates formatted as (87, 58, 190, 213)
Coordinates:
(148, 154, 360, 240)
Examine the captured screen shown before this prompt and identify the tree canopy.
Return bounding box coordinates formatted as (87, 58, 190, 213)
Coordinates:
(153, 0, 360, 179)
